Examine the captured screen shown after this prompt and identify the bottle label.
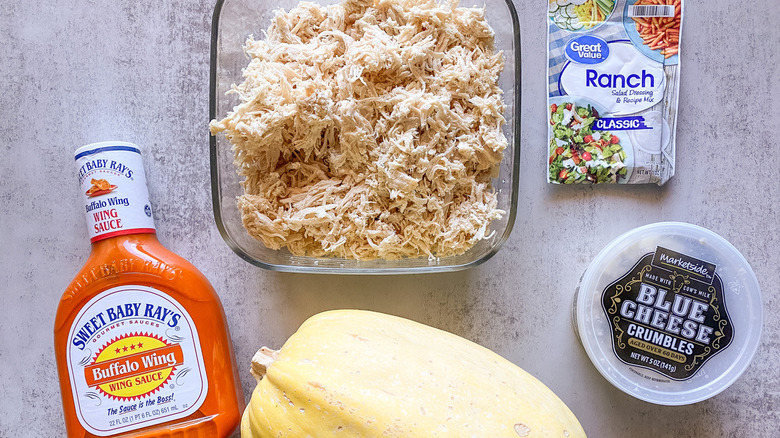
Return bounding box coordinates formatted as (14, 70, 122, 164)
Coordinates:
(66, 285, 208, 436)
(601, 246, 734, 380)
(75, 142, 156, 242)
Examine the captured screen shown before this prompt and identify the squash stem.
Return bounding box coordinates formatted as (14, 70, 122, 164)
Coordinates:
(250, 347, 279, 383)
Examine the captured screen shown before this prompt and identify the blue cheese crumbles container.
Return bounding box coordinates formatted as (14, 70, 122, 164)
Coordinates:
(574, 222, 763, 405)
(547, 0, 684, 185)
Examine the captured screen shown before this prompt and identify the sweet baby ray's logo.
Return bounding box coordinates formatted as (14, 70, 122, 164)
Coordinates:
(84, 333, 183, 400)
(77, 156, 135, 185)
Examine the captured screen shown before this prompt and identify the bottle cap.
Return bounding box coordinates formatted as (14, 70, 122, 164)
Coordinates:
(75, 141, 155, 242)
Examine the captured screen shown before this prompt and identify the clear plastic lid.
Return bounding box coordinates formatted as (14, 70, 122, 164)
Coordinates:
(575, 222, 762, 405)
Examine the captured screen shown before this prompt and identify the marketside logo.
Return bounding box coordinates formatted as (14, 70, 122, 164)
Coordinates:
(652, 247, 717, 285)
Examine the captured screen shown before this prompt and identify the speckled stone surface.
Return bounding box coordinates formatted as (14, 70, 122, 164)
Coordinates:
(1, 0, 778, 436)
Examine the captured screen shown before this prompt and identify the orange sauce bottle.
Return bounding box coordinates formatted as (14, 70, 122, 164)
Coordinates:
(54, 141, 244, 437)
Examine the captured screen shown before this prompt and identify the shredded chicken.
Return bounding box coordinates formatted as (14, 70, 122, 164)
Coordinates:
(210, 0, 508, 260)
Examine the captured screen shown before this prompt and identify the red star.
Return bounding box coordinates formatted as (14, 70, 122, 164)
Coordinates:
(137, 342, 144, 349)
(115, 348, 121, 354)
(130, 344, 136, 350)
(123, 346, 129, 352)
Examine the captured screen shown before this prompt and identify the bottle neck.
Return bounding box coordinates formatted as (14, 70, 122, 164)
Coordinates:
(90, 230, 159, 250)
(85, 232, 173, 277)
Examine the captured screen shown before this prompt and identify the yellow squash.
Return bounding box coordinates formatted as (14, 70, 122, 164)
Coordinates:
(242, 310, 586, 437)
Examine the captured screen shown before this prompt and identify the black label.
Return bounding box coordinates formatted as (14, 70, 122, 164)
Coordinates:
(651, 246, 717, 285)
(601, 247, 733, 380)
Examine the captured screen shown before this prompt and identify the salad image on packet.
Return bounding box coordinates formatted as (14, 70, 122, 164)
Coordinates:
(547, 0, 683, 185)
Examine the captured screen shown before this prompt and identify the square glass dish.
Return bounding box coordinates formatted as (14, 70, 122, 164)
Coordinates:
(209, 0, 522, 274)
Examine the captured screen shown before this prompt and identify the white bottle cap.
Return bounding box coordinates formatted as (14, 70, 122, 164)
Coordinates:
(75, 141, 156, 242)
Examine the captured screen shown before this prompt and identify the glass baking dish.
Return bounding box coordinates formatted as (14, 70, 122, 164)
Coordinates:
(209, 0, 521, 274)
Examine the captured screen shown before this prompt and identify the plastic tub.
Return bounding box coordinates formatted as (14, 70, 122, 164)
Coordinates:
(574, 222, 763, 405)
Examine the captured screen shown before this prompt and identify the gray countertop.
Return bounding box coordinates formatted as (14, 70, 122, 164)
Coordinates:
(2, 0, 778, 436)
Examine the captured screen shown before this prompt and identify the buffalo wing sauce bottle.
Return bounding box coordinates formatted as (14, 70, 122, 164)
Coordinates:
(54, 141, 243, 437)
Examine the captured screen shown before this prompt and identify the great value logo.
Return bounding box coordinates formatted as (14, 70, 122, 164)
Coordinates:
(565, 35, 609, 65)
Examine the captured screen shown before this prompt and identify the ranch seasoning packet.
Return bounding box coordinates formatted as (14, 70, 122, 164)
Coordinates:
(547, 0, 684, 185)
